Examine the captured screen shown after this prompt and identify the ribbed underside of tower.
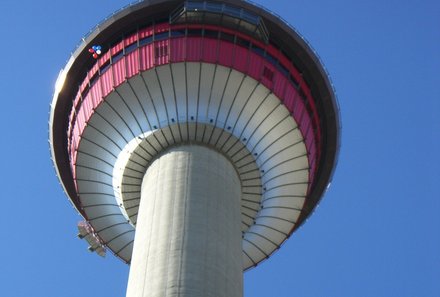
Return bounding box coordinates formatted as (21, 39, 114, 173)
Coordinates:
(49, 1, 340, 295)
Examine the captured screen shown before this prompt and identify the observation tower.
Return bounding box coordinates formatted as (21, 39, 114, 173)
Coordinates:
(49, 0, 340, 296)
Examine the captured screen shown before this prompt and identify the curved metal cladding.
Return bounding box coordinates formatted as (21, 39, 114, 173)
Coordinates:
(50, 0, 340, 269)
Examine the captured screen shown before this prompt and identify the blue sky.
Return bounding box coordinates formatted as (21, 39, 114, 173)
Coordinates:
(0, 0, 438, 296)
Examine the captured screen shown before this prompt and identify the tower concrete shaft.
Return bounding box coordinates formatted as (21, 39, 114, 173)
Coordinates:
(126, 145, 243, 297)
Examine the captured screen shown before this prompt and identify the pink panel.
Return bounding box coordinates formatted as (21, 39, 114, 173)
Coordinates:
(69, 25, 325, 185)
(308, 152, 317, 186)
(79, 78, 89, 96)
(69, 137, 76, 163)
(154, 40, 170, 66)
(247, 52, 263, 81)
(154, 22, 169, 33)
(273, 72, 288, 98)
(293, 96, 305, 126)
(233, 45, 248, 73)
(72, 125, 80, 153)
(76, 106, 86, 136)
(99, 51, 111, 65)
(67, 115, 74, 141)
(314, 121, 321, 145)
(283, 84, 296, 112)
(277, 54, 291, 73)
(170, 38, 186, 62)
(218, 41, 234, 67)
(202, 38, 218, 63)
(139, 27, 153, 39)
(90, 63, 99, 79)
(111, 41, 124, 55)
(266, 45, 281, 61)
(300, 112, 311, 136)
(126, 50, 139, 78)
(261, 63, 275, 90)
(305, 130, 317, 177)
(124, 34, 138, 46)
(81, 94, 93, 124)
(101, 69, 113, 97)
(139, 44, 154, 71)
(292, 72, 303, 89)
(73, 92, 82, 108)
(300, 81, 312, 99)
(71, 93, 82, 125)
(186, 37, 202, 61)
(90, 82, 102, 108)
(305, 127, 315, 151)
(112, 58, 126, 86)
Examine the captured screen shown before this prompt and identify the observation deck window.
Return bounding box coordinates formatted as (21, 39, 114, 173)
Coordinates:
(205, 2, 223, 13)
(125, 42, 138, 55)
(139, 36, 153, 46)
(112, 50, 124, 63)
(171, 29, 186, 37)
(155, 32, 169, 41)
(170, 1, 269, 43)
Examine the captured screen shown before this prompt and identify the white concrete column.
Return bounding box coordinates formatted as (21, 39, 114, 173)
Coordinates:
(126, 145, 243, 297)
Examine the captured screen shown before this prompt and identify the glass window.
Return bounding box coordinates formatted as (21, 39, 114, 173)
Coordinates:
(89, 72, 99, 87)
(222, 15, 240, 29)
(100, 60, 111, 74)
(223, 6, 241, 18)
(171, 29, 186, 37)
(81, 85, 90, 99)
(186, 11, 204, 23)
(203, 12, 222, 24)
(186, 1, 204, 11)
(241, 11, 259, 24)
(139, 36, 153, 46)
(112, 50, 124, 63)
(239, 21, 257, 35)
(155, 32, 169, 41)
(125, 42, 137, 54)
(205, 2, 223, 13)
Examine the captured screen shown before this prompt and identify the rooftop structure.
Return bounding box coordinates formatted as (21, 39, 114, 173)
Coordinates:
(49, 1, 340, 296)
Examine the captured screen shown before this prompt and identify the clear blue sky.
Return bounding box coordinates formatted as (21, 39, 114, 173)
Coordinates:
(0, 0, 438, 296)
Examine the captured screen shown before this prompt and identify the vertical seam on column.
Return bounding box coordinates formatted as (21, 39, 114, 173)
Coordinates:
(163, 154, 175, 297)
(184, 62, 189, 140)
(201, 149, 208, 297)
(140, 159, 161, 297)
(177, 152, 190, 296)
